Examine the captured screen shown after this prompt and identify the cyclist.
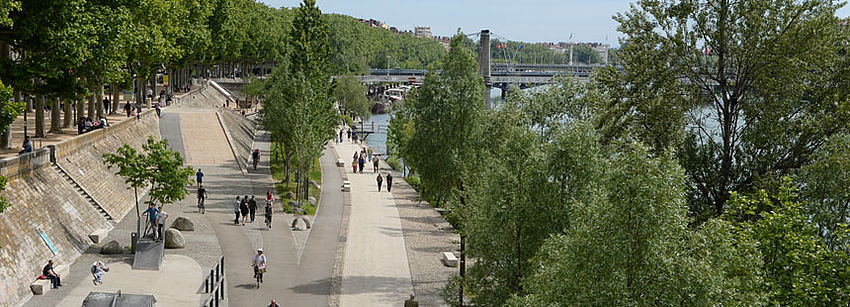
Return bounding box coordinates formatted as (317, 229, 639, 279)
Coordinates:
(197, 185, 207, 214)
(251, 248, 266, 287)
(251, 149, 260, 170)
(264, 201, 274, 229)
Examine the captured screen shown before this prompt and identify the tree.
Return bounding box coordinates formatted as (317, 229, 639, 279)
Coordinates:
(103, 136, 193, 237)
(510, 144, 763, 306)
(796, 133, 850, 249)
(598, 0, 849, 219)
(333, 75, 370, 120)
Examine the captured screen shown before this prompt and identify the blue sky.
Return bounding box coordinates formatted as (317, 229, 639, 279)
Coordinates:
(259, 0, 850, 46)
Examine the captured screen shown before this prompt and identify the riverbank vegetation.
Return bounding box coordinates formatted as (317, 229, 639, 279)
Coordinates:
(270, 143, 321, 216)
(389, 1, 850, 305)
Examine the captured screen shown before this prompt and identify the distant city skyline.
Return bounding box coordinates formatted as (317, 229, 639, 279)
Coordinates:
(259, 0, 850, 47)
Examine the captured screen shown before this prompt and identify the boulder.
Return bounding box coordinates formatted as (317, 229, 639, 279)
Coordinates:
(309, 180, 320, 189)
(291, 217, 307, 231)
(307, 196, 317, 205)
(100, 240, 124, 254)
(171, 217, 195, 231)
(285, 191, 295, 199)
(164, 228, 185, 249)
(301, 217, 312, 229)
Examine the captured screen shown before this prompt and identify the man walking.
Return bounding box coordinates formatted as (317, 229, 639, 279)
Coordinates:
(404, 293, 419, 307)
(386, 172, 393, 192)
(42, 260, 62, 288)
(197, 185, 207, 214)
(196, 169, 204, 188)
(377, 173, 383, 192)
(372, 156, 379, 173)
(142, 203, 159, 239)
(248, 196, 257, 223)
(234, 196, 242, 225)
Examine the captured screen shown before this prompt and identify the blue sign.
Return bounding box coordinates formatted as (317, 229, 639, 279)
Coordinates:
(38, 229, 58, 255)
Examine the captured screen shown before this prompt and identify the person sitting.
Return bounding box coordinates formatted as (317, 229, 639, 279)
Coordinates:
(18, 135, 32, 155)
(84, 117, 93, 132)
(77, 117, 86, 134)
(99, 117, 109, 128)
(42, 260, 61, 288)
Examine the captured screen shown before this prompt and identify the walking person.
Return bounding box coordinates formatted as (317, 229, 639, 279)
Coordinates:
(377, 173, 383, 192)
(155, 102, 161, 118)
(358, 151, 366, 174)
(156, 205, 168, 242)
(372, 156, 379, 173)
(90, 261, 108, 285)
(266, 190, 274, 206)
(346, 129, 351, 140)
(124, 102, 132, 117)
(367, 147, 373, 161)
(264, 201, 274, 229)
(42, 260, 62, 289)
(248, 196, 257, 222)
(196, 169, 204, 188)
(252, 248, 267, 286)
(252, 149, 261, 170)
(352, 151, 359, 173)
(338, 129, 343, 143)
(233, 196, 242, 225)
(197, 185, 207, 214)
(142, 203, 159, 240)
(240, 196, 250, 225)
(386, 172, 393, 192)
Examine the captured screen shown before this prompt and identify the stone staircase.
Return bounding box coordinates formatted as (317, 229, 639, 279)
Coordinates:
(51, 163, 114, 223)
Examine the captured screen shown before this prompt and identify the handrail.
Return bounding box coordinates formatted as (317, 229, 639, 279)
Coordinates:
(202, 255, 226, 307)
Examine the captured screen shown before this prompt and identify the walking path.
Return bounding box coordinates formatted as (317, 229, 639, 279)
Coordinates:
(335, 141, 415, 306)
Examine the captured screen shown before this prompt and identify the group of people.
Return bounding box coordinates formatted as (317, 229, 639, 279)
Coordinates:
(77, 116, 109, 134)
(340, 128, 360, 143)
(233, 190, 275, 228)
(142, 203, 169, 242)
(352, 148, 379, 174)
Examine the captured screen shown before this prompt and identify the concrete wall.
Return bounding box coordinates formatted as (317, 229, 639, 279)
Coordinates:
(0, 109, 160, 306)
(174, 82, 228, 109)
(217, 108, 256, 170)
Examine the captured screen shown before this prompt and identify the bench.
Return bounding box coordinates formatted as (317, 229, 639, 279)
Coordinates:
(336, 159, 345, 167)
(341, 181, 351, 192)
(89, 228, 109, 244)
(31, 264, 69, 295)
(441, 252, 458, 267)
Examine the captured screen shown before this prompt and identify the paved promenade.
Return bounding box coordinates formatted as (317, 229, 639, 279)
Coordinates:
(335, 141, 415, 306)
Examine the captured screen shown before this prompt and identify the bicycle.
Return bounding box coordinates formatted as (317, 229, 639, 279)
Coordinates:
(252, 249, 266, 288)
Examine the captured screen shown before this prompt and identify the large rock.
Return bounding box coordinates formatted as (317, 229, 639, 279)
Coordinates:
(309, 180, 320, 189)
(285, 191, 295, 199)
(171, 217, 195, 231)
(100, 240, 124, 254)
(307, 196, 317, 205)
(291, 217, 307, 231)
(164, 228, 185, 249)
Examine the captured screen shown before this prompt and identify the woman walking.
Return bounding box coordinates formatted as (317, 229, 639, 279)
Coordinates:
(240, 196, 250, 225)
(376, 173, 383, 192)
(264, 201, 274, 229)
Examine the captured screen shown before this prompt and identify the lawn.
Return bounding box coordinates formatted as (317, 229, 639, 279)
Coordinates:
(270, 143, 321, 215)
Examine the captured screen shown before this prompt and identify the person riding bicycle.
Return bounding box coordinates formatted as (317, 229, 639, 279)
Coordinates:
(197, 185, 208, 214)
(252, 248, 267, 286)
(264, 201, 274, 229)
(251, 149, 260, 170)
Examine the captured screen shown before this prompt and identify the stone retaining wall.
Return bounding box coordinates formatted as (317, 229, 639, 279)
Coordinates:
(218, 108, 256, 170)
(0, 109, 160, 306)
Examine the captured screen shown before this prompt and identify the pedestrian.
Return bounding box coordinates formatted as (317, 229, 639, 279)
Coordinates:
(42, 260, 62, 288)
(367, 147, 373, 161)
(358, 151, 366, 174)
(234, 196, 242, 225)
(197, 185, 207, 214)
(372, 156, 379, 173)
(18, 135, 32, 155)
(386, 172, 393, 192)
(142, 203, 159, 239)
(264, 201, 274, 229)
(102, 97, 110, 114)
(90, 261, 108, 285)
(248, 196, 257, 222)
(346, 129, 351, 140)
(339, 129, 344, 143)
(404, 293, 419, 307)
(124, 102, 132, 117)
(377, 173, 383, 191)
(266, 190, 274, 206)
(156, 205, 168, 242)
(196, 169, 204, 188)
(268, 299, 280, 307)
(252, 149, 260, 170)
(155, 102, 161, 118)
(352, 151, 359, 173)
(240, 195, 249, 225)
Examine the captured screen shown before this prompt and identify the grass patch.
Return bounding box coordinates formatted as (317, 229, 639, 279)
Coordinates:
(270, 143, 321, 215)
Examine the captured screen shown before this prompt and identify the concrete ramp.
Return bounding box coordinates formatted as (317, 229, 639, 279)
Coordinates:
(132, 239, 164, 270)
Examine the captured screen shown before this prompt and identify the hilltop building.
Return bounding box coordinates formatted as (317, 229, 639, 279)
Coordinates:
(414, 26, 433, 39)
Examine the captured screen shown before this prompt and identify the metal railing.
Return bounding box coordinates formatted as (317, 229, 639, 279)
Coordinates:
(202, 255, 226, 307)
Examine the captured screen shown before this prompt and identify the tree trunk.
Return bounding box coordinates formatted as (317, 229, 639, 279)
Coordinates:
(49, 97, 61, 133)
(63, 96, 72, 128)
(87, 92, 96, 119)
(1, 91, 19, 148)
(34, 94, 44, 137)
(111, 84, 120, 115)
(96, 85, 104, 119)
(76, 96, 85, 124)
(284, 148, 292, 183)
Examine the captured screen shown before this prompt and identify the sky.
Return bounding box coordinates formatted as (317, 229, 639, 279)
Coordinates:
(259, 0, 850, 47)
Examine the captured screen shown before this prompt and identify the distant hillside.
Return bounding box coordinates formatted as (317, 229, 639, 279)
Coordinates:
(325, 14, 447, 74)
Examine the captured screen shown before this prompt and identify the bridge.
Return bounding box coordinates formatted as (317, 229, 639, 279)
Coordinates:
(358, 68, 594, 87)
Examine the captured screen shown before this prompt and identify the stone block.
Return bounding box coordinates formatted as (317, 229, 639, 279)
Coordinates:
(442, 252, 458, 267)
(89, 228, 109, 244)
(309, 180, 320, 189)
(100, 240, 124, 254)
(284, 191, 295, 199)
(30, 280, 50, 295)
(171, 217, 194, 231)
(341, 184, 351, 192)
(291, 217, 307, 231)
(164, 229, 185, 249)
(336, 159, 345, 167)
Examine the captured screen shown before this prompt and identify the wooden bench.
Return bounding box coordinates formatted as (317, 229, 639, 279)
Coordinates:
(441, 252, 458, 267)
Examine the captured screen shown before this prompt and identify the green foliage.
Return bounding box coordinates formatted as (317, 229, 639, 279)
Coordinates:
(0, 175, 10, 213)
(333, 75, 370, 120)
(384, 156, 400, 171)
(103, 136, 194, 206)
(726, 182, 850, 305)
(797, 134, 850, 248)
(490, 40, 603, 65)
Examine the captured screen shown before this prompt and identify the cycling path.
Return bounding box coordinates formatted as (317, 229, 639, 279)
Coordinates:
(161, 104, 345, 306)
